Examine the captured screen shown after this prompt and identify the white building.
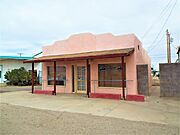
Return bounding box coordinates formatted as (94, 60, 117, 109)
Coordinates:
(0, 55, 42, 83)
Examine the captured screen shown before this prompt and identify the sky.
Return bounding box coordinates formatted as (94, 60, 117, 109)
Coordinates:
(0, 0, 179, 70)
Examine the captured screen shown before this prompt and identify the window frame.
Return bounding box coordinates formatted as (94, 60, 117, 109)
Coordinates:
(47, 66, 66, 86)
(98, 63, 126, 88)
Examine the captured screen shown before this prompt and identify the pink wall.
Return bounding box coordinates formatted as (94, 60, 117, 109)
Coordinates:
(134, 37, 152, 87)
(42, 61, 72, 93)
(42, 60, 86, 93)
(90, 56, 137, 95)
(42, 33, 135, 56)
(41, 33, 151, 95)
(42, 56, 138, 95)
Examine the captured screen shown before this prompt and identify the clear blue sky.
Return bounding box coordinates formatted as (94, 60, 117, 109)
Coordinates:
(0, 0, 179, 70)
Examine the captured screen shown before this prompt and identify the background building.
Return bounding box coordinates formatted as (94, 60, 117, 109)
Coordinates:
(0, 54, 42, 83)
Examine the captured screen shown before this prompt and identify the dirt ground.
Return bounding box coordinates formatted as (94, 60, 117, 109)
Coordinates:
(0, 85, 41, 93)
(0, 86, 180, 135)
(0, 103, 179, 135)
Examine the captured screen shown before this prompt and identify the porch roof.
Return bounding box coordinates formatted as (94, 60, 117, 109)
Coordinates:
(24, 48, 134, 63)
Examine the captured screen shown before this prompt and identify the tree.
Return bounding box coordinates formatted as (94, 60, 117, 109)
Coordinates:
(4, 67, 37, 86)
(151, 67, 157, 77)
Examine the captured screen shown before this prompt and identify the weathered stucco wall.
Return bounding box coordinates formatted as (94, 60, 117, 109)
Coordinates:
(160, 63, 180, 97)
(42, 33, 135, 56)
(41, 33, 151, 96)
(42, 55, 138, 95)
(134, 37, 152, 88)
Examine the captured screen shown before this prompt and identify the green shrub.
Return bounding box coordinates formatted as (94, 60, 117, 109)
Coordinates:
(4, 67, 38, 86)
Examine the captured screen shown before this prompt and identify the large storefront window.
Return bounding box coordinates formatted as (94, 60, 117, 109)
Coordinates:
(47, 66, 66, 85)
(98, 63, 126, 87)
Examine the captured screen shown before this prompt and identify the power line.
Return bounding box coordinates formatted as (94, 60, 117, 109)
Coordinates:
(147, 0, 178, 53)
(141, 0, 173, 39)
(147, 33, 165, 52)
(171, 43, 178, 49)
(151, 53, 177, 56)
(151, 55, 177, 58)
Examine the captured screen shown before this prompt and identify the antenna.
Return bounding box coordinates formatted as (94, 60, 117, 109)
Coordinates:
(17, 53, 24, 57)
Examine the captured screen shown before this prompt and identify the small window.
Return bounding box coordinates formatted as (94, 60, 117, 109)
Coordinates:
(47, 66, 66, 86)
(138, 45, 140, 50)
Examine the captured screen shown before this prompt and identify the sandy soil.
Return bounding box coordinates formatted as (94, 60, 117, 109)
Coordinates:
(0, 86, 41, 93)
(0, 103, 179, 135)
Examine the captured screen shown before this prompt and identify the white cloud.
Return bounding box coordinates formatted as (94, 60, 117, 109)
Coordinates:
(0, 0, 179, 69)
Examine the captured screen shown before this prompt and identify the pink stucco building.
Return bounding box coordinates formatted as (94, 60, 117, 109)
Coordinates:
(25, 33, 151, 101)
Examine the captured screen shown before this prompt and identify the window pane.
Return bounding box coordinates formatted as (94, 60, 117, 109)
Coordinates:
(98, 64, 126, 87)
(77, 66, 86, 91)
(47, 67, 54, 85)
(47, 66, 66, 86)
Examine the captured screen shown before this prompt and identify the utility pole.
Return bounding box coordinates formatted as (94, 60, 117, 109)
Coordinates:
(166, 29, 171, 63)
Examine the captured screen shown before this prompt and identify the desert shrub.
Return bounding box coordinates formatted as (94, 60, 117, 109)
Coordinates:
(4, 67, 38, 86)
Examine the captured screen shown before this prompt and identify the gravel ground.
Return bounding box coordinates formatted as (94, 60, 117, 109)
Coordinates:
(0, 86, 41, 93)
(0, 103, 179, 135)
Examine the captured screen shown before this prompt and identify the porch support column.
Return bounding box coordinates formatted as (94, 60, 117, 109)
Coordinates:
(86, 59, 90, 98)
(53, 61, 56, 95)
(32, 62, 34, 94)
(121, 56, 125, 100)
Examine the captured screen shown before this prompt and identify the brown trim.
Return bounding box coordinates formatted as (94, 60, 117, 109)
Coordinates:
(24, 48, 134, 63)
(53, 61, 56, 95)
(88, 64, 91, 94)
(32, 62, 34, 94)
(121, 56, 125, 100)
(72, 65, 75, 92)
(86, 59, 90, 97)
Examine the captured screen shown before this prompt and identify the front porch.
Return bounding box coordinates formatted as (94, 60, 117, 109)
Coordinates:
(24, 48, 144, 101)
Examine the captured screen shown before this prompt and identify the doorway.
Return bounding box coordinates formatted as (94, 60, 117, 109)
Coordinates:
(72, 65, 86, 93)
(77, 66, 86, 93)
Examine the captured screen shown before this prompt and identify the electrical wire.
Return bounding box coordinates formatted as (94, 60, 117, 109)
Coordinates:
(171, 43, 178, 49)
(147, 0, 178, 53)
(147, 33, 165, 53)
(141, 0, 174, 39)
(151, 55, 177, 58)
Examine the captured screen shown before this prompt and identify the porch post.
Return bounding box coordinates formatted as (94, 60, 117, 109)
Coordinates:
(121, 56, 125, 100)
(86, 59, 90, 98)
(32, 62, 34, 94)
(53, 61, 56, 95)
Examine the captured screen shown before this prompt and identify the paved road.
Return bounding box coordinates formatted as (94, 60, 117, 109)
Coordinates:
(0, 103, 179, 135)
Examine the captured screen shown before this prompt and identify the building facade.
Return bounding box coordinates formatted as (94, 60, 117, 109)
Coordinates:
(0, 56, 41, 83)
(25, 33, 151, 100)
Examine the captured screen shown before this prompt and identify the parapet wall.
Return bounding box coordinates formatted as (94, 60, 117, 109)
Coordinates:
(42, 33, 135, 56)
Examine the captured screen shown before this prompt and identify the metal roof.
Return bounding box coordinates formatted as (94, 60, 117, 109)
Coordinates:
(32, 52, 42, 58)
(24, 48, 134, 63)
(0, 56, 32, 60)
